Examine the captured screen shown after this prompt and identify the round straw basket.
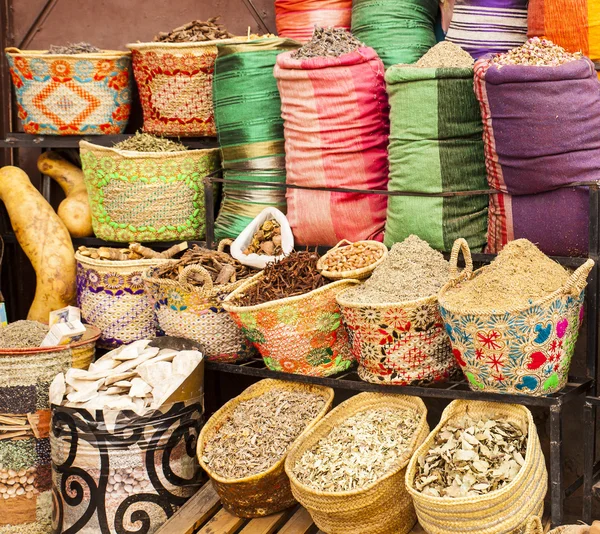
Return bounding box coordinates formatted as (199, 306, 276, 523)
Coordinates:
(5, 47, 131, 135)
(197, 379, 334, 517)
(406, 400, 547, 534)
(317, 240, 388, 280)
(285, 392, 429, 534)
(438, 239, 594, 396)
(223, 277, 359, 376)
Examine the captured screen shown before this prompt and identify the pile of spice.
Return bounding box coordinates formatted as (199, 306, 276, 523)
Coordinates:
(491, 37, 582, 67)
(234, 251, 327, 306)
(414, 414, 527, 498)
(78, 242, 187, 261)
(0, 320, 48, 349)
(114, 132, 187, 152)
(443, 239, 569, 312)
(201, 388, 327, 479)
(292, 407, 419, 492)
(292, 27, 364, 59)
(415, 41, 474, 68)
(343, 235, 450, 304)
(244, 219, 283, 256)
(153, 17, 234, 42)
(48, 42, 101, 54)
(320, 241, 385, 274)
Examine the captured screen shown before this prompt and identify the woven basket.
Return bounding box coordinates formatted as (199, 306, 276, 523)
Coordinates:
(127, 39, 242, 137)
(197, 379, 334, 517)
(285, 392, 429, 534)
(406, 400, 547, 534)
(75, 252, 169, 348)
(223, 277, 359, 376)
(438, 239, 594, 395)
(5, 48, 131, 135)
(80, 140, 220, 242)
(548, 524, 600, 534)
(317, 239, 388, 280)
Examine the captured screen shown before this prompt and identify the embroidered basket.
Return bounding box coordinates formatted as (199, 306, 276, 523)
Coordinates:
(127, 40, 240, 137)
(5, 47, 131, 135)
(438, 239, 594, 396)
(285, 393, 429, 534)
(197, 379, 334, 517)
(80, 140, 220, 242)
(75, 252, 170, 348)
(223, 278, 359, 377)
(406, 400, 547, 534)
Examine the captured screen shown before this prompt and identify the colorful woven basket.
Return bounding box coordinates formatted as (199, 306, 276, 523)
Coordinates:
(5, 48, 131, 135)
(224, 278, 359, 377)
(405, 400, 547, 534)
(438, 239, 594, 396)
(286, 392, 428, 534)
(197, 379, 334, 517)
(75, 253, 169, 348)
(80, 140, 220, 242)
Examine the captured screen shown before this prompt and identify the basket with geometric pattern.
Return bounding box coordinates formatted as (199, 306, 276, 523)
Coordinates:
(5, 47, 131, 135)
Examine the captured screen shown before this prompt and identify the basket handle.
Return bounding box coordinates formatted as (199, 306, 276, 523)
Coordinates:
(4, 47, 21, 54)
(449, 238, 473, 279)
(331, 239, 353, 251)
(523, 516, 542, 534)
(218, 238, 233, 253)
(562, 258, 595, 297)
(178, 265, 214, 292)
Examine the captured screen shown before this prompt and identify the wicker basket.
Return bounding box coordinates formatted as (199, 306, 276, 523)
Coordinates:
(75, 252, 169, 348)
(438, 239, 594, 395)
(317, 239, 388, 280)
(223, 277, 359, 376)
(5, 47, 131, 135)
(197, 379, 334, 517)
(80, 140, 220, 242)
(285, 392, 429, 534)
(406, 400, 547, 534)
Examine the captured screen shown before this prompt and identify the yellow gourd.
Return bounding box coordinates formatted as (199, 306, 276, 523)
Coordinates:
(37, 151, 93, 238)
(0, 166, 76, 322)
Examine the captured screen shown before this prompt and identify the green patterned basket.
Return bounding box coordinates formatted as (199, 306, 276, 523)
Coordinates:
(80, 140, 220, 242)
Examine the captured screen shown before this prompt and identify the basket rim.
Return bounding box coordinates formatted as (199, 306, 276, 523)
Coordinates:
(0, 324, 100, 356)
(196, 378, 334, 485)
(79, 140, 219, 158)
(126, 36, 293, 51)
(75, 251, 172, 269)
(317, 240, 388, 281)
(284, 392, 428, 497)
(5, 47, 130, 59)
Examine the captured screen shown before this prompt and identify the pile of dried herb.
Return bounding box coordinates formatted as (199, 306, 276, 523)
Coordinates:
(414, 414, 527, 498)
(234, 251, 327, 306)
(292, 27, 364, 59)
(491, 37, 582, 67)
(415, 41, 474, 68)
(201, 388, 326, 479)
(114, 132, 187, 152)
(0, 321, 48, 349)
(244, 219, 283, 256)
(154, 17, 234, 43)
(48, 42, 101, 54)
(293, 407, 419, 492)
(78, 242, 186, 261)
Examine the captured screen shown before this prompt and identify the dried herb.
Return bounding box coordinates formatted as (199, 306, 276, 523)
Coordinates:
(154, 17, 235, 43)
(292, 27, 364, 59)
(48, 42, 101, 54)
(78, 242, 187, 261)
(0, 321, 48, 349)
(113, 132, 187, 152)
(0, 438, 37, 471)
(414, 414, 527, 498)
(234, 251, 327, 306)
(491, 37, 582, 67)
(202, 389, 326, 479)
(293, 407, 419, 492)
(244, 219, 283, 256)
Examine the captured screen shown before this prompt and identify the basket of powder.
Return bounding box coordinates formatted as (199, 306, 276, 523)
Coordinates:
(438, 238, 594, 395)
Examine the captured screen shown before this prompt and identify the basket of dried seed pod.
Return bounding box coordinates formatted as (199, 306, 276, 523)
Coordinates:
(317, 240, 387, 280)
(197, 379, 334, 517)
(406, 400, 548, 534)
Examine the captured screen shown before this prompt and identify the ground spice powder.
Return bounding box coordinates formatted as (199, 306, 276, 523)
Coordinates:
(415, 41, 474, 68)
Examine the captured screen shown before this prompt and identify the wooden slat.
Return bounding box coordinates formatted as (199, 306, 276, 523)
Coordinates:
(197, 509, 247, 534)
(278, 508, 316, 534)
(239, 509, 292, 534)
(155, 482, 220, 534)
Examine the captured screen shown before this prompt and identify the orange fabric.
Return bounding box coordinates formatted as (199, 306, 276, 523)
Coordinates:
(275, 0, 352, 42)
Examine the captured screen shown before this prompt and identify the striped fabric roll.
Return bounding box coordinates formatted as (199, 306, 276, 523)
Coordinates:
(446, 0, 528, 59)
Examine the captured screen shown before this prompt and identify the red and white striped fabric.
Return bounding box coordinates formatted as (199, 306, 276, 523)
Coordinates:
(275, 0, 352, 42)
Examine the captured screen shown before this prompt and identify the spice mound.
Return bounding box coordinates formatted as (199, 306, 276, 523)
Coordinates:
(234, 250, 327, 306)
(414, 414, 527, 498)
(0, 320, 48, 349)
(48, 42, 101, 54)
(443, 239, 569, 312)
(415, 41, 474, 68)
(78, 242, 187, 261)
(320, 241, 385, 274)
(244, 219, 283, 256)
(202, 389, 326, 479)
(491, 37, 582, 67)
(293, 407, 418, 492)
(114, 132, 187, 152)
(292, 27, 364, 59)
(343, 235, 449, 304)
(154, 17, 234, 43)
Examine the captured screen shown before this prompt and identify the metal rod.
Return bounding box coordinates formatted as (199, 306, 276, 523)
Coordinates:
(549, 404, 564, 527)
(18, 0, 61, 49)
(240, 0, 273, 34)
(583, 401, 595, 523)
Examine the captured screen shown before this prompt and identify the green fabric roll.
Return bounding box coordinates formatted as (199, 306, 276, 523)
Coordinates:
(351, 0, 438, 69)
(384, 66, 488, 251)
